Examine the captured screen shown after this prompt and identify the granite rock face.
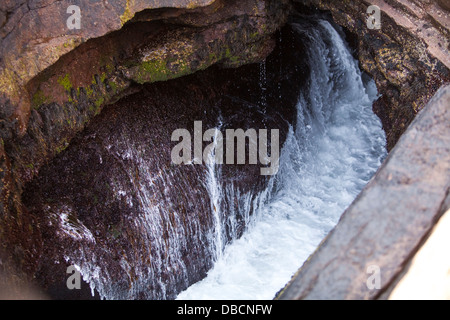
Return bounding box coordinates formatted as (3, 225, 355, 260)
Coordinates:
(0, 0, 219, 130)
(1, 0, 449, 300)
(278, 85, 450, 300)
(0, 0, 291, 294)
(295, 0, 450, 150)
(1, 0, 290, 183)
(2, 23, 306, 299)
(280, 0, 450, 300)
(277, 0, 450, 299)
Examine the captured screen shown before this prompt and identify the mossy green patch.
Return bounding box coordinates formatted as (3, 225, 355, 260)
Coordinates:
(31, 89, 49, 109)
(223, 47, 241, 64)
(100, 72, 107, 84)
(208, 52, 218, 63)
(94, 97, 104, 109)
(57, 74, 73, 92)
(109, 80, 118, 93)
(120, 0, 134, 26)
(136, 59, 170, 84)
(86, 85, 94, 97)
(55, 139, 69, 154)
(250, 31, 260, 39)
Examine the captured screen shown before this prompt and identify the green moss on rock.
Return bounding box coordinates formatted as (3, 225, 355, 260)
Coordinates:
(31, 89, 49, 109)
(57, 74, 73, 92)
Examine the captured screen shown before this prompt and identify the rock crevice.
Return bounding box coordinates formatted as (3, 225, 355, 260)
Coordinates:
(0, 0, 449, 299)
(295, 0, 449, 150)
(0, 0, 292, 297)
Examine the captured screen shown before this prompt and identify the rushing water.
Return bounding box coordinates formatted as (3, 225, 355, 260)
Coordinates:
(177, 18, 387, 300)
(23, 15, 387, 300)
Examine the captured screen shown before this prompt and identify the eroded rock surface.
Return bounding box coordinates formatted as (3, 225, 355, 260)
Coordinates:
(0, 0, 291, 293)
(0, 0, 215, 129)
(278, 84, 450, 300)
(9, 26, 307, 299)
(1, 0, 449, 300)
(295, 0, 450, 150)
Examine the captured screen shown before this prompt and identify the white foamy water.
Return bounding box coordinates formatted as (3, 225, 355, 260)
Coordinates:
(177, 18, 387, 300)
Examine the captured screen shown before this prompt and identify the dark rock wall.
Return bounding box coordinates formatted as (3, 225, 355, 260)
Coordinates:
(16, 26, 307, 299)
(0, 0, 216, 131)
(278, 84, 450, 300)
(1, 0, 449, 299)
(0, 0, 291, 294)
(294, 0, 450, 150)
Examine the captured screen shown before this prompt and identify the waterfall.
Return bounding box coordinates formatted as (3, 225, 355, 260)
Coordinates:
(177, 17, 386, 300)
(26, 15, 387, 301)
(204, 119, 225, 261)
(204, 117, 276, 262)
(259, 60, 268, 114)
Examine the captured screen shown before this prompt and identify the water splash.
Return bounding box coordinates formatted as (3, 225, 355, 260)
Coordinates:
(39, 16, 387, 301)
(204, 119, 225, 261)
(259, 59, 268, 112)
(177, 18, 386, 300)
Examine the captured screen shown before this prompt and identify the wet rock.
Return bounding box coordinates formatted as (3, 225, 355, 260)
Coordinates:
(277, 84, 450, 300)
(0, 0, 215, 127)
(19, 26, 307, 299)
(437, 0, 450, 11)
(2, 0, 290, 187)
(294, 0, 450, 150)
(0, 0, 291, 289)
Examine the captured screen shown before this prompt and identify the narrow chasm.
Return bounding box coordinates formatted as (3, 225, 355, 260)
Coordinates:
(22, 14, 387, 300)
